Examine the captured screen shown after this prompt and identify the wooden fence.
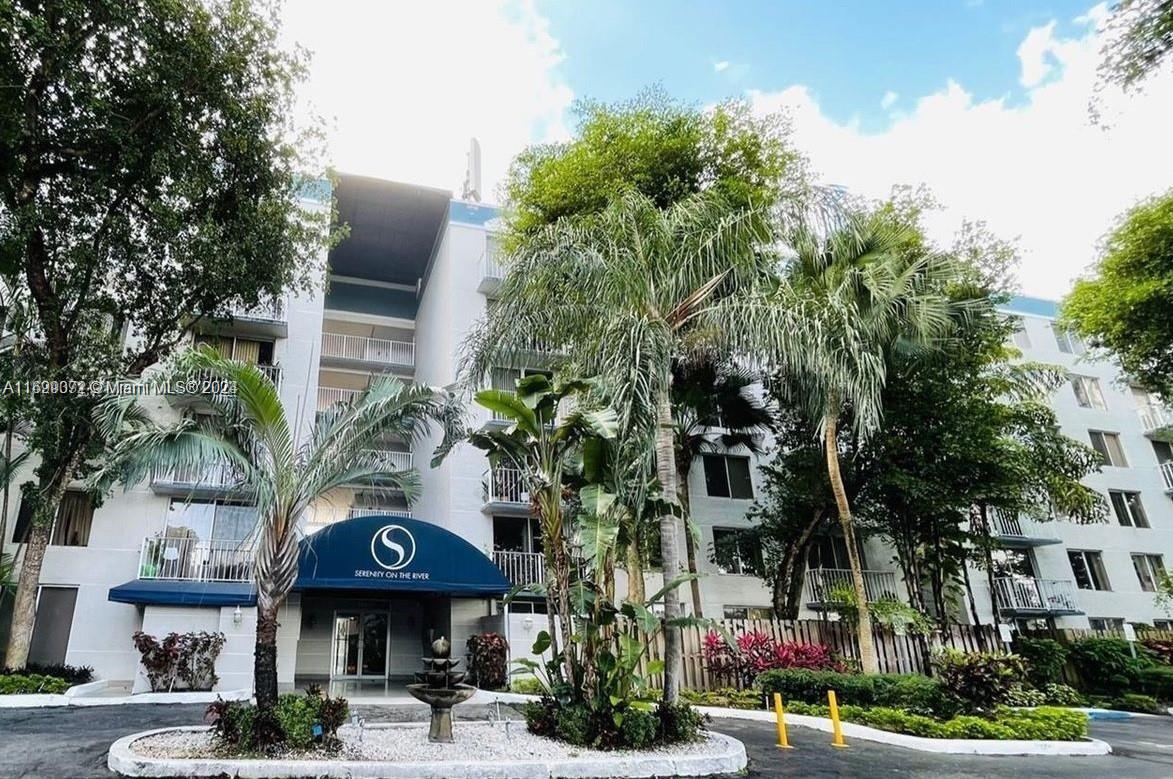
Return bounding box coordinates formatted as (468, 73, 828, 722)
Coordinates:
(634, 618, 999, 691)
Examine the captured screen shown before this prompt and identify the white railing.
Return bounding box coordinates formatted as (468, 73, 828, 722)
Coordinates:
(1161, 461, 1173, 492)
(992, 577, 1079, 614)
(317, 386, 362, 409)
(480, 245, 504, 283)
(483, 467, 529, 505)
(493, 550, 544, 586)
(321, 333, 415, 367)
(232, 297, 286, 322)
(151, 462, 246, 491)
(989, 510, 1057, 541)
(364, 449, 412, 472)
(803, 568, 900, 605)
(1139, 406, 1171, 434)
(138, 535, 253, 582)
(347, 506, 412, 519)
(172, 364, 281, 393)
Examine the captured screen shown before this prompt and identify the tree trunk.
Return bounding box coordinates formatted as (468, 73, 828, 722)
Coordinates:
(254, 602, 281, 709)
(654, 386, 683, 702)
(771, 510, 822, 619)
(823, 414, 878, 674)
(625, 540, 645, 603)
(676, 474, 703, 618)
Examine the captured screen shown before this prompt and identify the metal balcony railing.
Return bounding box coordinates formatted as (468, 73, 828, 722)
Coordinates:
(138, 535, 253, 582)
(480, 246, 504, 283)
(803, 568, 900, 605)
(151, 462, 247, 491)
(232, 297, 286, 323)
(364, 449, 412, 472)
(316, 386, 363, 410)
(483, 467, 529, 505)
(321, 333, 415, 368)
(346, 506, 412, 519)
(1161, 462, 1173, 492)
(493, 550, 545, 586)
(989, 510, 1059, 543)
(172, 364, 281, 394)
(1139, 406, 1171, 435)
(992, 577, 1080, 614)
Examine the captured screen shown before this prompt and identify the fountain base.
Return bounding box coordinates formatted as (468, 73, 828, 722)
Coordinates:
(406, 683, 477, 743)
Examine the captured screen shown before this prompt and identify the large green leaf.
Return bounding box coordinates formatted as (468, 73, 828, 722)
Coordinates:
(645, 571, 700, 606)
(474, 389, 539, 434)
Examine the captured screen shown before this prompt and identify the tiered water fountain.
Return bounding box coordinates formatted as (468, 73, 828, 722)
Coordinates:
(406, 636, 476, 743)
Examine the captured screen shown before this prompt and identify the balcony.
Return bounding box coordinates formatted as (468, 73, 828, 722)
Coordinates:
(1161, 462, 1173, 493)
(306, 505, 413, 534)
(493, 550, 544, 587)
(317, 386, 363, 410)
(339, 449, 413, 489)
(190, 297, 288, 339)
(482, 467, 531, 516)
(1139, 406, 1172, 436)
(320, 333, 414, 372)
(150, 462, 248, 498)
(477, 244, 505, 295)
(803, 568, 900, 610)
(992, 577, 1082, 616)
(137, 535, 253, 583)
(988, 510, 1061, 547)
(166, 364, 282, 407)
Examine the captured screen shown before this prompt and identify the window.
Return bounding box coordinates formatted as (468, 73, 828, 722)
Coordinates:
(1009, 317, 1031, 349)
(493, 516, 542, 554)
(722, 606, 775, 620)
(164, 499, 256, 543)
(1153, 440, 1173, 465)
(1109, 491, 1149, 528)
(1068, 550, 1111, 591)
(806, 535, 854, 570)
(1070, 376, 1107, 410)
(710, 527, 760, 575)
(1052, 324, 1085, 355)
(1088, 431, 1128, 467)
(701, 454, 754, 499)
(13, 491, 94, 547)
(1088, 617, 1125, 631)
(1154, 619, 1173, 631)
(193, 335, 275, 365)
(497, 599, 547, 614)
(1132, 553, 1166, 593)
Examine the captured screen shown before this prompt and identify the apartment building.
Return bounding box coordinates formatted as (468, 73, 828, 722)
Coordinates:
(4, 173, 1170, 694)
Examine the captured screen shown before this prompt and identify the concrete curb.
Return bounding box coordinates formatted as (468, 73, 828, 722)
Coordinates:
(0, 686, 250, 709)
(107, 724, 748, 778)
(694, 706, 1113, 756)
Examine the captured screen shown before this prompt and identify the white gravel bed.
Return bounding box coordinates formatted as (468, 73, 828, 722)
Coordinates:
(129, 721, 726, 763)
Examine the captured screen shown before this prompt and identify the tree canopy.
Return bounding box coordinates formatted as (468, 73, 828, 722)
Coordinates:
(1062, 189, 1173, 398)
(1098, 0, 1173, 93)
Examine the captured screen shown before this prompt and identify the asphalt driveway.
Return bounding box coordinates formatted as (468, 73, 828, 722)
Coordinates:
(0, 702, 1168, 778)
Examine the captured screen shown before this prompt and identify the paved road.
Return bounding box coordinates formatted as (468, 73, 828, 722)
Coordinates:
(0, 702, 1168, 778)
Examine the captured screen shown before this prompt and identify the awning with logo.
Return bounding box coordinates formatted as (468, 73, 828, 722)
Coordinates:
(293, 514, 512, 597)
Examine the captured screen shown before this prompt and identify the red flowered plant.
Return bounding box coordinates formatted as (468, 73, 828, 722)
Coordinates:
(703, 630, 843, 688)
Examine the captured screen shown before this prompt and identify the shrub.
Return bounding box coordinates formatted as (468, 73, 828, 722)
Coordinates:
(1, 663, 93, 685)
(872, 675, 959, 719)
(523, 697, 558, 738)
(994, 707, 1088, 741)
(1004, 683, 1047, 708)
(680, 687, 764, 710)
(133, 631, 225, 692)
(205, 688, 349, 752)
(619, 707, 658, 749)
(1012, 637, 1068, 687)
(1140, 638, 1173, 665)
(1111, 693, 1161, 713)
(932, 650, 1026, 712)
(1138, 666, 1173, 701)
(1041, 683, 1084, 706)
(467, 632, 509, 690)
(784, 701, 1087, 741)
(656, 700, 705, 744)
(510, 676, 545, 695)
(703, 630, 841, 687)
(0, 673, 71, 695)
(554, 702, 594, 746)
(1068, 637, 1152, 695)
(756, 668, 959, 718)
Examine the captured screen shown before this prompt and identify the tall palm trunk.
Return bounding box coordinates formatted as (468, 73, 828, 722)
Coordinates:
(654, 386, 683, 701)
(252, 515, 300, 742)
(823, 413, 878, 674)
(676, 471, 704, 618)
(625, 540, 645, 603)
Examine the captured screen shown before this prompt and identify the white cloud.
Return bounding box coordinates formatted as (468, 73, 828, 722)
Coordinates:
(1017, 21, 1058, 86)
(714, 60, 731, 73)
(748, 8, 1173, 299)
(881, 90, 899, 110)
(280, 0, 572, 201)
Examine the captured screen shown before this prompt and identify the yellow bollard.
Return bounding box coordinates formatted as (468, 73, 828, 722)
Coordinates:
(827, 690, 848, 748)
(772, 693, 794, 749)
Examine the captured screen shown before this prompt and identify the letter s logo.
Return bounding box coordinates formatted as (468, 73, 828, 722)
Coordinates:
(370, 524, 416, 571)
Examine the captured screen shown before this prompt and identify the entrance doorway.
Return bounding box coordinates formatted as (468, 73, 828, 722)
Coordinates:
(331, 612, 388, 678)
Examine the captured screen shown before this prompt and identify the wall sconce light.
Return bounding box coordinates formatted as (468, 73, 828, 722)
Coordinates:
(233, 605, 243, 627)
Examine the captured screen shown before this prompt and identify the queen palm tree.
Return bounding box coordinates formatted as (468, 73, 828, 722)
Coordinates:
(92, 346, 461, 743)
(463, 190, 788, 700)
(735, 214, 961, 672)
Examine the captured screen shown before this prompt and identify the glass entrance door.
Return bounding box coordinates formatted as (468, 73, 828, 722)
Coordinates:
(332, 612, 388, 678)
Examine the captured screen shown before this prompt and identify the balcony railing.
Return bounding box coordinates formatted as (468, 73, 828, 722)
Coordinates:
(1139, 406, 1171, 435)
(493, 550, 545, 587)
(483, 467, 529, 506)
(988, 510, 1059, 545)
(992, 577, 1081, 615)
(138, 535, 253, 583)
(232, 297, 286, 323)
(171, 364, 281, 395)
(321, 333, 415, 368)
(347, 506, 412, 519)
(1161, 461, 1173, 492)
(317, 386, 362, 410)
(151, 462, 247, 492)
(364, 449, 412, 472)
(803, 568, 900, 606)
(480, 246, 504, 284)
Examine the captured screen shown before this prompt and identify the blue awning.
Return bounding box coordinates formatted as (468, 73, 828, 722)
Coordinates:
(108, 579, 256, 607)
(295, 514, 511, 597)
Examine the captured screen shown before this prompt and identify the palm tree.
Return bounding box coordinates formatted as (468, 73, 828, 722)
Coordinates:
(463, 191, 784, 700)
(92, 347, 461, 742)
(737, 215, 961, 672)
(671, 360, 774, 617)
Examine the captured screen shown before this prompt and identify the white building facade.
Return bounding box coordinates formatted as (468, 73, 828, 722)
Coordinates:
(4, 174, 1171, 692)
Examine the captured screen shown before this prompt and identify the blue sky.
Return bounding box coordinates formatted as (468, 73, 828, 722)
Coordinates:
(536, 0, 1093, 131)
